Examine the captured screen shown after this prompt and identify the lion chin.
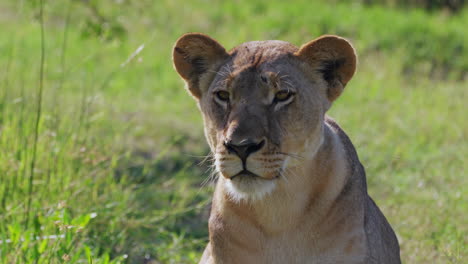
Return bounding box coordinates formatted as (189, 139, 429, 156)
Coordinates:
(223, 172, 278, 202)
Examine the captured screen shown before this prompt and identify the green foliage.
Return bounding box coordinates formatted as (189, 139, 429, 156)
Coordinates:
(360, 0, 466, 12)
(0, 0, 466, 263)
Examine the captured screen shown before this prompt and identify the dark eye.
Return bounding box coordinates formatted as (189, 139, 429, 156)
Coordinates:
(215, 91, 230, 102)
(274, 91, 294, 102)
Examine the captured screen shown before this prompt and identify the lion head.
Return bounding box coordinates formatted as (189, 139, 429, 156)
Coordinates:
(173, 33, 356, 201)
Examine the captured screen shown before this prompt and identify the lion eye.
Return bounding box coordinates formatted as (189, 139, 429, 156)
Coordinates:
(215, 91, 230, 102)
(274, 91, 294, 102)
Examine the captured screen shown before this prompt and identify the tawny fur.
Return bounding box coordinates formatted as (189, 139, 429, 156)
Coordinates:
(173, 33, 401, 264)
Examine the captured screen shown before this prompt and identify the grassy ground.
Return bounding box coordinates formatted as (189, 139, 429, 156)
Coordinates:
(0, 0, 466, 263)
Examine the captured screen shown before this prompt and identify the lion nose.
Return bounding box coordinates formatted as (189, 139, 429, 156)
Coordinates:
(224, 139, 265, 162)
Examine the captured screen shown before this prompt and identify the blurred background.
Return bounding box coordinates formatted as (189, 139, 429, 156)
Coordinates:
(0, 0, 466, 263)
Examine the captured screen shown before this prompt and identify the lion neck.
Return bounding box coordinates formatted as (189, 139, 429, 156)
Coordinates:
(212, 121, 349, 235)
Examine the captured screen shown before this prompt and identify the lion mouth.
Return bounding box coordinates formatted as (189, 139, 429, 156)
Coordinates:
(230, 170, 259, 180)
(230, 170, 280, 181)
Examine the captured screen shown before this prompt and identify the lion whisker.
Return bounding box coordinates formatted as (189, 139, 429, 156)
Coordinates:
(279, 170, 293, 200)
(279, 170, 289, 184)
(284, 167, 302, 183)
(184, 152, 215, 167)
(278, 151, 304, 161)
(199, 167, 218, 190)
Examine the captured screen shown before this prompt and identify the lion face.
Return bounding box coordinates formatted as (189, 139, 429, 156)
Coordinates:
(199, 43, 327, 200)
(173, 34, 356, 201)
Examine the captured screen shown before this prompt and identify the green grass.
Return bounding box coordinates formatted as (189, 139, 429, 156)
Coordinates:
(0, 0, 466, 263)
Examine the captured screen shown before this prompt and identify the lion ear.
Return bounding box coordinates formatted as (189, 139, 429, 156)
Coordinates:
(295, 35, 356, 102)
(173, 33, 228, 99)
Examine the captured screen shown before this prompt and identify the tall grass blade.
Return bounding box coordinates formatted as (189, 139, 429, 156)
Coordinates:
(25, 0, 46, 227)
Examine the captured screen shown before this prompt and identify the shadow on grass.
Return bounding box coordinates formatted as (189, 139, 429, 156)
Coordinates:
(93, 134, 213, 263)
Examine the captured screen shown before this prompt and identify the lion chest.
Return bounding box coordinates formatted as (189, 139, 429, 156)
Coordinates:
(209, 225, 368, 264)
(264, 232, 367, 264)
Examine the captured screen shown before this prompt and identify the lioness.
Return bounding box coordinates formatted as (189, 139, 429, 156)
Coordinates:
(173, 33, 401, 264)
